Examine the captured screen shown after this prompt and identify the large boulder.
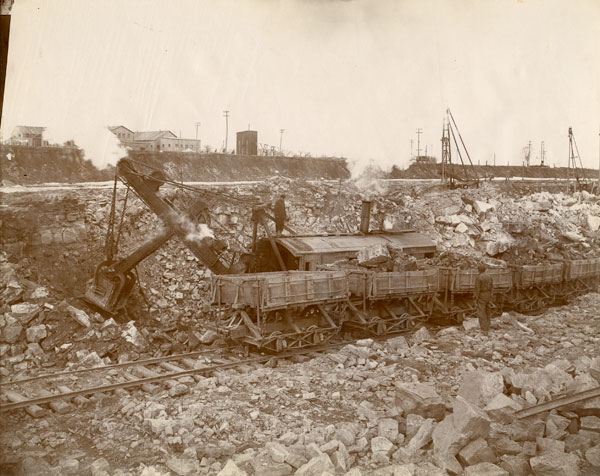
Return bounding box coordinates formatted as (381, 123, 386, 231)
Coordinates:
(529, 451, 580, 476)
(395, 382, 445, 420)
(432, 396, 491, 458)
(458, 371, 505, 408)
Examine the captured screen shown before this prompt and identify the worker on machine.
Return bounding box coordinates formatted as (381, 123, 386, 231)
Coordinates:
(474, 263, 493, 336)
(274, 194, 287, 235)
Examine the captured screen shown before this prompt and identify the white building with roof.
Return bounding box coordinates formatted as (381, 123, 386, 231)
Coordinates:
(109, 126, 201, 152)
(10, 126, 47, 147)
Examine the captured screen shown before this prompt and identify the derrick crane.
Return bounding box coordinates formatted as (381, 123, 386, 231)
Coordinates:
(567, 127, 592, 192)
(440, 108, 480, 188)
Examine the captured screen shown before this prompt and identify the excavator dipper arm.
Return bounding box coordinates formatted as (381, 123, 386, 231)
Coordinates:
(84, 159, 232, 314)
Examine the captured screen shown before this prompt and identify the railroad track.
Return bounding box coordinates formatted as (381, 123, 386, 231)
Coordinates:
(0, 336, 388, 417)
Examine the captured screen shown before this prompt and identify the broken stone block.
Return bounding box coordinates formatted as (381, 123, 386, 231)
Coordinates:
(529, 451, 581, 476)
(1, 315, 23, 344)
(335, 427, 356, 447)
(386, 336, 410, 353)
(217, 460, 248, 476)
(580, 416, 600, 432)
(432, 396, 491, 457)
(412, 326, 431, 343)
(320, 440, 339, 456)
(294, 454, 335, 476)
(122, 321, 147, 347)
(586, 214, 600, 232)
(458, 437, 497, 466)
(284, 448, 307, 469)
(357, 244, 390, 267)
(371, 436, 394, 455)
(166, 457, 198, 476)
(199, 329, 219, 344)
(406, 418, 435, 453)
(91, 458, 110, 474)
(406, 414, 425, 440)
(589, 357, 600, 382)
(489, 435, 522, 456)
(64, 303, 91, 327)
(456, 222, 468, 234)
(10, 302, 41, 324)
(458, 370, 505, 408)
(26, 324, 47, 343)
(463, 462, 508, 476)
(474, 200, 495, 214)
(266, 442, 291, 463)
(498, 455, 530, 476)
(395, 381, 445, 420)
(378, 418, 399, 442)
(462, 318, 479, 332)
(585, 445, 600, 467)
(564, 433, 594, 453)
(536, 437, 565, 455)
(484, 393, 522, 423)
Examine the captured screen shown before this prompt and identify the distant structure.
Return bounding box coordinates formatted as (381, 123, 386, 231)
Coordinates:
(9, 126, 47, 147)
(109, 126, 201, 152)
(236, 130, 258, 156)
(411, 128, 436, 164)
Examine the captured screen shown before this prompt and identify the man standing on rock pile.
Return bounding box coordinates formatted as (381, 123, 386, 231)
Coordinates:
(474, 263, 493, 336)
(274, 193, 287, 235)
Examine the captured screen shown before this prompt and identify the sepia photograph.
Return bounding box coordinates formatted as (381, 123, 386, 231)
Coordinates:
(0, 0, 599, 475)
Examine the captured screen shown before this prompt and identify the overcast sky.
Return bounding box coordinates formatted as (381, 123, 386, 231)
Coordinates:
(1, 0, 599, 171)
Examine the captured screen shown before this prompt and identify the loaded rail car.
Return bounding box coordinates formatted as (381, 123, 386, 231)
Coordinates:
(211, 271, 349, 352)
(344, 269, 439, 335)
(508, 263, 564, 313)
(434, 268, 512, 322)
(557, 257, 600, 302)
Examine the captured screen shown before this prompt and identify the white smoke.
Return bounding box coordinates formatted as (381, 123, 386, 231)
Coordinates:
(44, 124, 127, 170)
(171, 212, 215, 245)
(349, 158, 389, 200)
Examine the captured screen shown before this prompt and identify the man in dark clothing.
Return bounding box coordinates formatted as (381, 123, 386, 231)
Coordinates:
(274, 194, 286, 235)
(474, 264, 494, 335)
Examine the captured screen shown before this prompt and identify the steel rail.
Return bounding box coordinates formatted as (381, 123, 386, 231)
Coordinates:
(0, 328, 419, 413)
(513, 386, 600, 419)
(0, 347, 234, 387)
(0, 341, 351, 412)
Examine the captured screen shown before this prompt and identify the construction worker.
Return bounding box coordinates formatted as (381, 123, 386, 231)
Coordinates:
(474, 263, 494, 335)
(274, 194, 287, 235)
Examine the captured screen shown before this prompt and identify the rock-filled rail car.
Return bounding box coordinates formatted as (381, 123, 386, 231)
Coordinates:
(210, 258, 600, 351)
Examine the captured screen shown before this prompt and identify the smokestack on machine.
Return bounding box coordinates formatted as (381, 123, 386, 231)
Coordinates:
(360, 200, 372, 234)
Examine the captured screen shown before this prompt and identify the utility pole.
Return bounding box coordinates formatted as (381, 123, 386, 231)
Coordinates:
(416, 128, 423, 157)
(279, 129, 285, 155)
(223, 110, 230, 153)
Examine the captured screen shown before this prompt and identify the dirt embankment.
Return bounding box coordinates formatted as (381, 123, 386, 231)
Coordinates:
(0, 146, 114, 185)
(0, 146, 350, 185)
